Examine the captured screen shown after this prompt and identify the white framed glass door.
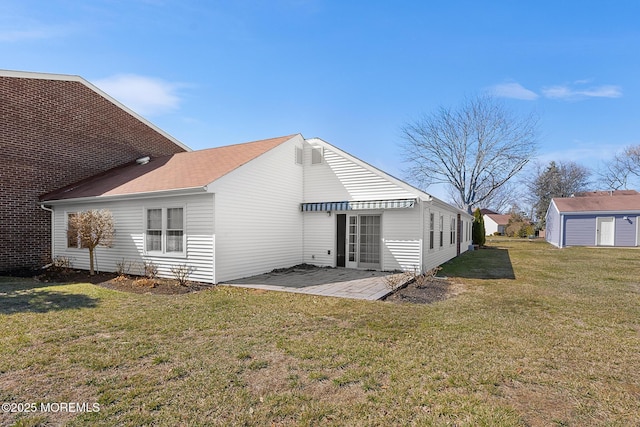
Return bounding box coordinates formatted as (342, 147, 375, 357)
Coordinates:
(346, 214, 381, 269)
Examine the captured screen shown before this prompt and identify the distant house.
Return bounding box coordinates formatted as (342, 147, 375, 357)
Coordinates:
(484, 213, 511, 235)
(40, 135, 474, 283)
(545, 194, 640, 248)
(0, 70, 189, 272)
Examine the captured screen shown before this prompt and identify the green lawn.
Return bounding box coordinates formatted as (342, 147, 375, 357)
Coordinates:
(1, 239, 639, 426)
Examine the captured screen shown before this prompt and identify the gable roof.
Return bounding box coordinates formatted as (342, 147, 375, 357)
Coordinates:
(41, 135, 298, 202)
(573, 190, 639, 197)
(306, 138, 473, 218)
(0, 69, 191, 153)
(480, 208, 498, 215)
(552, 195, 640, 213)
(485, 213, 511, 225)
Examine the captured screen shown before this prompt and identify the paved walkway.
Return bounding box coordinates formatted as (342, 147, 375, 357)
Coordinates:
(222, 267, 395, 300)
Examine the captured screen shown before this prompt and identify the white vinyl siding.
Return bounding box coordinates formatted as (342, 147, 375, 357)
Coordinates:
(51, 193, 215, 283)
(303, 212, 335, 266)
(422, 203, 462, 272)
(303, 140, 417, 202)
(209, 136, 305, 282)
(381, 208, 422, 272)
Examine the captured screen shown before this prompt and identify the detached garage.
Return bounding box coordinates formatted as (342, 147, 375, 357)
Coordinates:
(545, 194, 640, 248)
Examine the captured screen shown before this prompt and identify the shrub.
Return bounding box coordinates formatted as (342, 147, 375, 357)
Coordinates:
(170, 264, 194, 286)
(142, 261, 158, 279)
(51, 256, 73, 272)
(116, 258, 133, 276)
(472, 208, 486, 246)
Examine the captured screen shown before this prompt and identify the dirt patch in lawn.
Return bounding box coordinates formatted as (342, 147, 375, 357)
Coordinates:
(35, 269, 213, 295)
(383, 277, 464, 304)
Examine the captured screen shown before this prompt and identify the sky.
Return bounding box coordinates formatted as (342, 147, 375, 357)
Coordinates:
(2, 0, 640, 201)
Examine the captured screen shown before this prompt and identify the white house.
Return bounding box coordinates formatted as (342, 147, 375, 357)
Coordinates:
(483, 213, 510, 235)
(40, 134, 473, 283)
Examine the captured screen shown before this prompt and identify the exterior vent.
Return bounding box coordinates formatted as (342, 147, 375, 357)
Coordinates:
(136, 156, 150, 165)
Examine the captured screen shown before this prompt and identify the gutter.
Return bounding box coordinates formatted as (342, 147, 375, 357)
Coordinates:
(40, 186, 209, 206)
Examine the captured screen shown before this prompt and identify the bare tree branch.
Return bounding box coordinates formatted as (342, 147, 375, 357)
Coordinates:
(68, 209, 115, 275)
(400, 95, 538, 213)
(598, 145, 640, 190)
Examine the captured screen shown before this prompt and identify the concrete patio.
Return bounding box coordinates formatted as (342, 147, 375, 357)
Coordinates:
(222, 266, 396, 300)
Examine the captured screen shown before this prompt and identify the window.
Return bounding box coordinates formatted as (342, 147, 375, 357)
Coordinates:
(311, 147, 323, 164)
(429, 213, 434, 249)
(439, 215, 444, 247)
(146, 209, 162, 251)
(145, 207, 185, 254)
(450, 217, 456, 244)
(66, 212, 84, 248)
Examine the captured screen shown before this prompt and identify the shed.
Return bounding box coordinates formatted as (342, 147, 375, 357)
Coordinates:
(545, 194, 640, 247)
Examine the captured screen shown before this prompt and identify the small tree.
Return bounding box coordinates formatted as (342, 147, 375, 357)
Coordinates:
(506, 211, 535, 238)
(472, 208, 486, 246)
(68, 209, 115, 275)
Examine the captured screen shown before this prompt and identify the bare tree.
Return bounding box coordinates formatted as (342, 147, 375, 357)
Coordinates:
(68, 209, 115, 275)
(400, 95, 538, 213)
(599, 145, 640, 190)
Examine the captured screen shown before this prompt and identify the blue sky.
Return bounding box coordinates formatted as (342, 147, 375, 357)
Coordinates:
(3, 1, 639, 199)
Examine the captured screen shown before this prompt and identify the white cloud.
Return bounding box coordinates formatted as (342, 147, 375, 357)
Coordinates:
(488, 79, 622, 102)
(92, 74, 183, 116)
(541, 83, 622, 100)
(0, 22, 70, 42)
(489, 82, 539, 100)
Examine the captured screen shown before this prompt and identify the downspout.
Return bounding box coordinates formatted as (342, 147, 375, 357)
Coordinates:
(40, 204, 55, 269)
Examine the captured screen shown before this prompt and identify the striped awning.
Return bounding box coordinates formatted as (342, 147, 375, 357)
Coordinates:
(301, 199, 416, 212)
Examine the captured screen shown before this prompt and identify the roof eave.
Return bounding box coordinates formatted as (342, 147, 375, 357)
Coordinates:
(41, 186, 208, 205)
(557, 209, 640, 215)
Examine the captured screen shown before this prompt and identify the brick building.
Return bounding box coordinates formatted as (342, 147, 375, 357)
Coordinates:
(0, 70, 189, 273)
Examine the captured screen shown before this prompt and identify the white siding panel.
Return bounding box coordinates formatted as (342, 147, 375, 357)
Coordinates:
(51, 193, 215, 283)
(303, 212, 335, 266)
(421, 203, 462, 272)
(381, 208, 422, 271)
(303, 141, 416, 202)
(210, 136, 304, 282)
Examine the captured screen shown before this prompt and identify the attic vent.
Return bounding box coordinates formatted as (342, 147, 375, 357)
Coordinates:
(295, 146, 303, 165)
(136, 156, 150, 165)
(311, 147, 323, 165)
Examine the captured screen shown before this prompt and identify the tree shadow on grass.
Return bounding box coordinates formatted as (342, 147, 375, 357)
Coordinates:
(0, 280, 99, 314)
(442, 246, 516, 280)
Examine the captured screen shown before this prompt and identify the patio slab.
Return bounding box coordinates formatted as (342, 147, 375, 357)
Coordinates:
(222, 266, 396, 300)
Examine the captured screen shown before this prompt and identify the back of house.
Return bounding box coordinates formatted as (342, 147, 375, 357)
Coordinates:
(40, 134, 473, 283)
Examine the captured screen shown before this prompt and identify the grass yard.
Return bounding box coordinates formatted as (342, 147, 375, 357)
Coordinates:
(1, 239, 639, 426)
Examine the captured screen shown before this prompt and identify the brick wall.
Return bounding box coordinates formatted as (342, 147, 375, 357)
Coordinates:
(0, 75, 187, 272)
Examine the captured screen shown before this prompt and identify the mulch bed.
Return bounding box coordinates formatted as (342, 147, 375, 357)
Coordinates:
(31, 267, 461, 302)
(383, 276, 461, 304)
(35, 269, 213, 295)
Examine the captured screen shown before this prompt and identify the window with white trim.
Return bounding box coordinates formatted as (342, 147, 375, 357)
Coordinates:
(145, 207, 185, 255)
(429, 213, 434, 250)
(439, 215, 444, 247)
(450, 217, 456, 244)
